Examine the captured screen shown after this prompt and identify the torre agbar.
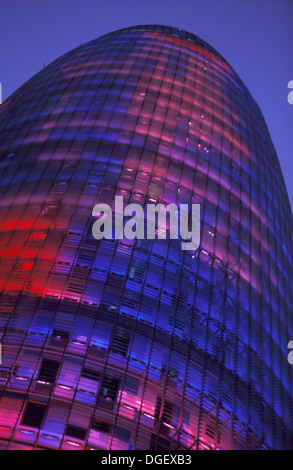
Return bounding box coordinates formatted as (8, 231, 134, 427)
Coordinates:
(0, 25, 292, 451)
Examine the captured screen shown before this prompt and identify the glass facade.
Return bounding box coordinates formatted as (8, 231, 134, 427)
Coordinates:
(0, 25, 292, 450)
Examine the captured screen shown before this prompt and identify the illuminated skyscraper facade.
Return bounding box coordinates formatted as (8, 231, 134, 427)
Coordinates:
(0, 25, 292, 450)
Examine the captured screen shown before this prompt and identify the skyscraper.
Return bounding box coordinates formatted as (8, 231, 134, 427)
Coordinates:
(0, 25, 292, 450)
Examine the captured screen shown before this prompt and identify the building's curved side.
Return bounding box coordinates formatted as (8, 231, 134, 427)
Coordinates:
(0, 25, 292, 450)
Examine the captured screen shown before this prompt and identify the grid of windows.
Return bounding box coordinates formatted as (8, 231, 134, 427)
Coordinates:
(0, 25, 292, 450)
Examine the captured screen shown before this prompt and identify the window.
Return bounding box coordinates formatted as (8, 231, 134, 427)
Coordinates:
(100, 376, 119, 400)
(110, 333, 130, 356)
(65, 424, 87, 440)
(38, 359, 60, 383)
(22, 403, 47, 428)
(151, 433, 170, 450)
(81, 367, 100, 381)
(92, 419, 111, 434)
(114, 426, 131, 443)
(124, 376, 139, 395)
(51, 329, 69, 343)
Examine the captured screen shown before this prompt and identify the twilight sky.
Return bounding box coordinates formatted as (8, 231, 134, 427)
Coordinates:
(0, 0, 293, 210)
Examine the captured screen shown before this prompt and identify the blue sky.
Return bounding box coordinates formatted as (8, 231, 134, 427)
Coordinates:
(1, 0, 293, 210)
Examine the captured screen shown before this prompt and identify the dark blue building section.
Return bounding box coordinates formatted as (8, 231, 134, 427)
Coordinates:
(0, 25, 292, 450)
